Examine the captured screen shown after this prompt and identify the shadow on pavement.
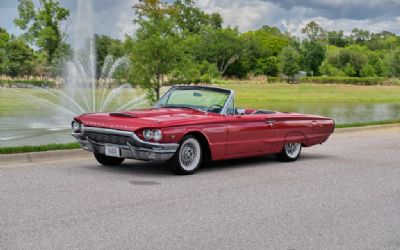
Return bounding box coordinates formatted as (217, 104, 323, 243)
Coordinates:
(84, 152, 334, 176)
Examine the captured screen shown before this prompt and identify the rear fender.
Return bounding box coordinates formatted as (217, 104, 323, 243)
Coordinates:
(285, 132, 307, 145)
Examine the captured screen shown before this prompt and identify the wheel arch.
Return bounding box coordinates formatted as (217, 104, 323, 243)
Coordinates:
(182, 131, 212, 163)
(285, 131, 307, 146)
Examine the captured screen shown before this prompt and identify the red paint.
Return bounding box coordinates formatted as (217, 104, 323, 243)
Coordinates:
(76, 107, 334, 161)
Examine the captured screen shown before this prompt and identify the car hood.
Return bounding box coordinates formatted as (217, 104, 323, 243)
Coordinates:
(76, 108, 223, 131)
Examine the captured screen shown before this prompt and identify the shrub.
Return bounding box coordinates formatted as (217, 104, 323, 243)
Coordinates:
(266, 77, 283, 83)
(0, 79, 56, 88)
(300, 77, 400, 85)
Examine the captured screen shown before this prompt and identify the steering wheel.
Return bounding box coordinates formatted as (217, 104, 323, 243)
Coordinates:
(207, 104, 223, 113)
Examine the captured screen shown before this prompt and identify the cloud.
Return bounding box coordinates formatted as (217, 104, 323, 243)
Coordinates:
(198, 0, 400, 35)
(115, 0, 139, 39)
(261, 0, 400, 20)
(66, 0, 137, 40)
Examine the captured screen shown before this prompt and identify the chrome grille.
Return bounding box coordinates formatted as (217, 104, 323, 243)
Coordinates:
(85, 132, 131, 146)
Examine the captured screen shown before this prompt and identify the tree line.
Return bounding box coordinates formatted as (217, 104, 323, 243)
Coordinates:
(1, 0, 400, 99)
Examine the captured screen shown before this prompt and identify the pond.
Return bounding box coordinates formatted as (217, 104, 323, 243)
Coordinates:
(1, 101, 399, 147)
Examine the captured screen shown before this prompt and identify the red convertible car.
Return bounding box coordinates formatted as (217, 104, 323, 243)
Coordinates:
(71, 86, 334, 174)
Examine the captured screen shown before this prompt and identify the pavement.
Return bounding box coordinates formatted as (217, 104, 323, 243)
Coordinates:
(1, 125, 400, 249)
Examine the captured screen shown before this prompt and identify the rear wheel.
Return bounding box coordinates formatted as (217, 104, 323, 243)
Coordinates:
(168, 135, 202, 175)
(276, 143, 302, 162)
(94, 153, 125, 166)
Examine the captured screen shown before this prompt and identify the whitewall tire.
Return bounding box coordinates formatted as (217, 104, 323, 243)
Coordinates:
(276, 143, 302, 162)
(168, 135, 203, 175)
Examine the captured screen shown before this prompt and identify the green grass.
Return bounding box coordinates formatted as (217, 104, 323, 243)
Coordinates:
(3, 83, 399, 116)
(335, 120, 400, 128)
(0, 87, 146, 117)
(300, 77, 400, 85)
(223, 83, 400, 106)
(0, 143, 80, 154)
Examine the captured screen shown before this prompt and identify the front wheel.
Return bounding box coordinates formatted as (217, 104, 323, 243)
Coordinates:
(94, 153, 125, 166)
(276, 143, 302, 162)
(167, 135, 202, 175)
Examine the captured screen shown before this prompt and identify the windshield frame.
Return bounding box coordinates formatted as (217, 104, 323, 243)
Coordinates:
(154, 86, 234, 115)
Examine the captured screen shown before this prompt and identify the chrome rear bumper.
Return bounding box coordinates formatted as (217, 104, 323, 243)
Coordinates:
(71, 127, 179, 161)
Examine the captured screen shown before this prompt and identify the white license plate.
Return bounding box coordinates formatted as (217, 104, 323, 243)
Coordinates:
(105, 145, 121, 157)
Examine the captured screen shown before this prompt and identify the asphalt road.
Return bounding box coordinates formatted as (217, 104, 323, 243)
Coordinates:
(1, 127, 400, 250)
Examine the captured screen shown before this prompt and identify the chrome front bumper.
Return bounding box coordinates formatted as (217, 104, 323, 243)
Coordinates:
(71, 127, 179, 161)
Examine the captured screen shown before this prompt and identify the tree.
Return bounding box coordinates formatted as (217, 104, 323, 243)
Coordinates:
(130, 0, 182, 102)
(323, 45, 370, 77)
(279, 46, 300, 82)
(300, 40, 326, 76)
(0, 27, 11, 74)
(14, 0, 69, 64)
(49, 41, 71, 76)
(5, 38, 35, 77)
(173, 0, 222, 34)
(95, 34, 125, 76)
(254, 56, 279, 76)
(186, 27, 243, 76)
(360, 64, 376, 77)
(389, 48, 400, 77)
(339, 45, 369, 76)
(301, 21, 325, 41)
(327, 30, 348, 47)
(208, 13, 223, 29)
(385, 36, 398, 76)
(350, 28, 370, 45)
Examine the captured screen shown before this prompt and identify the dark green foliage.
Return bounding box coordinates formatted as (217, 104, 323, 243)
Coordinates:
(0, 79, 56, 87)
(0, 143, 79, 154)
(279, 46, 300, 82)
(300, 40, 326, 76)
(327, 30, 348, 47)
(255, 56, 279, 76)
(388, 48, 400, 77)
(0, 27, 11, 74)
(173, 0, 222, 33)
(4, 38, 35, 77)
(14, 0, 70, 64)
(185, 27, 243, 76)
(95, 34, 125, 76)
(322, 45, 374, 77)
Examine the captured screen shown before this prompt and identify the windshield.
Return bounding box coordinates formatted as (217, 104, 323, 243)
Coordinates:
(155, 87, 231, 113)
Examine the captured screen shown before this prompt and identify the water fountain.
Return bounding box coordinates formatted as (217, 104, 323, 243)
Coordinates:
(0, 0, 147, 147)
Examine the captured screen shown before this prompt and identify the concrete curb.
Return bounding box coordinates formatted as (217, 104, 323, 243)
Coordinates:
(0, 149, 91, 166)
(1, 123, 399, 166)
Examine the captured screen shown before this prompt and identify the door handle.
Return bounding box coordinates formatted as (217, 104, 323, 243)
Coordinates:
(265, 120, 275, 126)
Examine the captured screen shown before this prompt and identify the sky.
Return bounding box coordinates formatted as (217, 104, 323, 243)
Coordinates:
(1, 0, 400, 40)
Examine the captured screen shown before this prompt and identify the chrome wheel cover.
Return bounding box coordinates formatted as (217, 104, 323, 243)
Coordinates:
(179, 138, 201, 171)
(285, 143, 301, 158)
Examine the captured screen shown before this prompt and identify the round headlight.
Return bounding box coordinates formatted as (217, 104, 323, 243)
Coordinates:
(143, 129, 153, 140)
(71, 120, 81, 132)
(153, 129, 163, 141)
